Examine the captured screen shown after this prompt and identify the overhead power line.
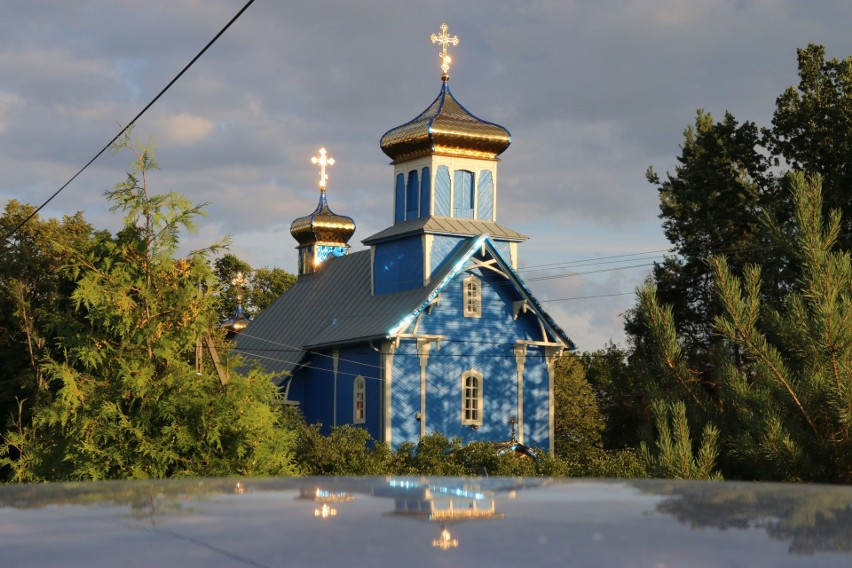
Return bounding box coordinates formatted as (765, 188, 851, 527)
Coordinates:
(3, 0, 257, 243)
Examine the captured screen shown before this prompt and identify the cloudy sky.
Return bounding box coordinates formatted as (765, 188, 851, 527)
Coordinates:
(3, 0, 852, 351)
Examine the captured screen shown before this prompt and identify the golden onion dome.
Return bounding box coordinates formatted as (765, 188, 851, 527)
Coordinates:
(221, 304, 250, 336)
(379, 81, 511, 163)
(290, 191, 356, 247)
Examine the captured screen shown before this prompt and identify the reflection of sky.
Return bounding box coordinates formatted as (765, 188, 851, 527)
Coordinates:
(2, 479, 850, 567)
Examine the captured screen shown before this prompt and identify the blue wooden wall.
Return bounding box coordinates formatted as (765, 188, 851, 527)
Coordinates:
(288, 262, 553, 450)
(477, 170, 494, 221)
(389, 263, 552, 450)
(288, 346, 382, 440)
(374, 236, 424, 295)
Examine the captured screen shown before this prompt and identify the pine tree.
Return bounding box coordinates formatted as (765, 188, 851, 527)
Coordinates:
(1, 136, 297, 481)
(711, 172, 852, 482)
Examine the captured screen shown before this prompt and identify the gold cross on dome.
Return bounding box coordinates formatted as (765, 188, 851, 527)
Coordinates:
(231, 271, 248, 288)
(431, 23, 459, 80)
(232, 271, 249, 302)
(311, 147, 335, 191)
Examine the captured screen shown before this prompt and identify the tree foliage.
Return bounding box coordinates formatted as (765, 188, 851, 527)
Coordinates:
(711, 173, 852, 482)
(213, 253, 296, 322)
(553, 353, 604, 458)
(640, 400, 721, 480)
(770, 44, 852, 249)
(619, 44, 852, 482)
(1, 136, 297, 481)
(0, 202, 94, 435)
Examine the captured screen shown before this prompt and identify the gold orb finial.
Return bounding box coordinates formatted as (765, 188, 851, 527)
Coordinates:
(311, 147, 335, 192)
(430, 23, 459, 81)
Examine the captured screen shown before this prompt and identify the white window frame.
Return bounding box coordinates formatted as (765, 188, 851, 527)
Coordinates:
(463, 274, 482, 318)
(353, 376, 366, 424)
(461, 370, 483, 427)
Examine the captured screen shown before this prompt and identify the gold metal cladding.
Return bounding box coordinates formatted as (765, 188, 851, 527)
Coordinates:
(379, 85, 511, 162)
(431, 23, 459, 80)
(290, 196, 356, 246)
(311, 147, 335, 192)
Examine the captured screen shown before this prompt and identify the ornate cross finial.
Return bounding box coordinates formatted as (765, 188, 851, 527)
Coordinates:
(232, 271, 249, 303)
(431, 23, 459, 81)
(311, 147, 335, 192)
(508, 415, 518, 442)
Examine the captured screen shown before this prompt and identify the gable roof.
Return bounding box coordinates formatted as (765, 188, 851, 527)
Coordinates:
(235, 236, 574, 381)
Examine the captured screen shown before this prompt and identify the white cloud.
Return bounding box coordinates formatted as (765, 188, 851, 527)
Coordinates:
(155, 113, 217, 145)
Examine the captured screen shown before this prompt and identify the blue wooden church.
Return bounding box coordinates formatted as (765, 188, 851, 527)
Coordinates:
(237, 24, 574, 453)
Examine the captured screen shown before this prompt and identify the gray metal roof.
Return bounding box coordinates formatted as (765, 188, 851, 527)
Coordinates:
(234, 236, 573, 382)
(234, 250, 432, 380)
(362, 216, 527, 245)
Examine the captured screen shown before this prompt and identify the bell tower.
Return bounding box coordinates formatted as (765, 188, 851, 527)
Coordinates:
(364, 23, 526, 295)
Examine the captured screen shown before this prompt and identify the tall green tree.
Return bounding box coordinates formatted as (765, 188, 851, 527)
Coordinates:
(553, 353, 605, 459)
(0, 202, 94, 433)
(770, 44, 852, 250)
(636, 173, 851, 482)
(619, 44, 852, 481)
(582, 343, 647, 449)
(640, 110, 774, 356)
(1, 137, 297, 481)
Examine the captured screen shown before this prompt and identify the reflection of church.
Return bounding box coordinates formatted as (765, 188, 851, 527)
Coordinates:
(237, 23, 573, 452)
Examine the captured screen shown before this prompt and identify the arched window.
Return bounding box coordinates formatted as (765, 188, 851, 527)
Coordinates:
(419, 167, 431, 218)
(353, 376, 366, 424)
(461, 370, 483, 426)
(463, 274, 481, 318)
(394, 174, 405, 223)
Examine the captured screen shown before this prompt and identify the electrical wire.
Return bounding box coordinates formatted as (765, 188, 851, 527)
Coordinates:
(2, 0, 257, 243)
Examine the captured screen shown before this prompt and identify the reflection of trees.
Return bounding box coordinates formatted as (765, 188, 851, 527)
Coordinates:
(641, 481, 852, 555)
(0, 478, 248, 521)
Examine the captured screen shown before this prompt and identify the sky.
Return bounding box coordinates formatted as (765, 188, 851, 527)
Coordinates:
(3, 0, 852, 351)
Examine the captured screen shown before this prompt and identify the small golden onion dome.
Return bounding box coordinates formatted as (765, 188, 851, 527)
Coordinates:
(290, 192, 356, 246)
(221, 304, 250, 335)
(380, 81, 511, 163)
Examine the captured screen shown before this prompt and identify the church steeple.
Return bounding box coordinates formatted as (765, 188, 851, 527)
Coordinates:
(378, 24, 511, 227)
(365, 24, 525, 297)
(290, 148, 356, 276)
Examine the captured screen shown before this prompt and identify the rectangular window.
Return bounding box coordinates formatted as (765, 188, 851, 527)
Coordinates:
(461, 371, 483, 426)
(463, 275, 481, 318)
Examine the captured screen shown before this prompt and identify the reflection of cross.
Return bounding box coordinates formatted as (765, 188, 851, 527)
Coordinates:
(430, 23, 459, 79)
(311, 147, 335, 192)
(508, 416, 517, 442)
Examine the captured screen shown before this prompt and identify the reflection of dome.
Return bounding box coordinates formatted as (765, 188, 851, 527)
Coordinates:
(380, 81, 511, 163)
(290, 192, 355, 247)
